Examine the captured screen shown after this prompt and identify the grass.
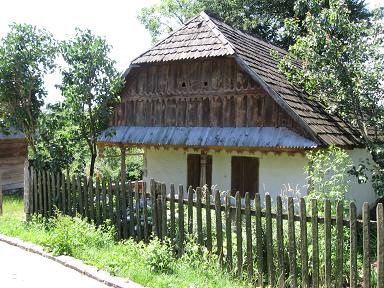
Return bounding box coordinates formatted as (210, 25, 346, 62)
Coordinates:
(0, 196, 253, 288)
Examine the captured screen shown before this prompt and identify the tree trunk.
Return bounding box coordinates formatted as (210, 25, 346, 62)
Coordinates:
(89, 151, 97, 177)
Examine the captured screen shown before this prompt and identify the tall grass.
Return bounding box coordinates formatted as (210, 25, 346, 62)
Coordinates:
(0, 195, 252, 288)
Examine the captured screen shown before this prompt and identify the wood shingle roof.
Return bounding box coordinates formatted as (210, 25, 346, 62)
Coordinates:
(131, 12, 361, 147)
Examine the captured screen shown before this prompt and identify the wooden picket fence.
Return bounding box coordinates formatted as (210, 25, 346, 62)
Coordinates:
(27, 167, 384, 288)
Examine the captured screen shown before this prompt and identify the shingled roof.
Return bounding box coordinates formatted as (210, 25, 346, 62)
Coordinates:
(131, 12, 361, 147)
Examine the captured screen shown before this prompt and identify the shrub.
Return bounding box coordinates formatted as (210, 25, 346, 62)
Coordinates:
(43, 213, 115, 256)
(145, 237, 174, 273)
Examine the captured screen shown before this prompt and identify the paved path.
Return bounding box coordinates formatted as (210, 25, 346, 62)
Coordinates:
(0, 241, 109, 288)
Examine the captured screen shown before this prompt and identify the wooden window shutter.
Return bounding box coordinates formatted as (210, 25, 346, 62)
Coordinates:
(187, 154, 212, 189)
(231, 156, 259, 198)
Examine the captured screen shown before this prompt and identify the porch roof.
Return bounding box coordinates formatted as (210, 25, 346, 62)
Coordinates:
(98, 126, 318, 149)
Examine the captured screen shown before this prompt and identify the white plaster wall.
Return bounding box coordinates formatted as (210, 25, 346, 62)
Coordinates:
(144, 147, 309, 203)
(346, 148, 377, 210)
(143, 147, 378, 210)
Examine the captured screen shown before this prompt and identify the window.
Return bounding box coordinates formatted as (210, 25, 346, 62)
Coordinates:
(187, 154, 212, 189)
(231, 156, 259, 198)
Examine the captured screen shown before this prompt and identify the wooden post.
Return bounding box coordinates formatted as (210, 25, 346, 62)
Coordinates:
(23, 160, 31, 220)
(178, 185, 184, 253)
(377, 203, 384, 288)
(311, 198, 319, 288)
(349, 202, 357, 288)
(335, 201, 344, 288)
(276, 195, 284, 283)
(215, 189, 223, 262)
(300, 198, 308, 288)
(235, 191, 242, 277)
(363, 202, 370, 288)
(196, 187, 203, 245)
(206, 187, 212, 252)
(245, 192, 253, 279)
(288, 197, 297, 288)
(324, 199, 332, 288)
(265, 194, 274, 284)
(200, 152, 207, 187)
(255, 193, 264, 286)
(225, 194, 232, 271)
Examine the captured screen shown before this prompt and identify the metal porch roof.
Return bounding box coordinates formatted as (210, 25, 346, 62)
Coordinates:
(98, 126, 317, 149)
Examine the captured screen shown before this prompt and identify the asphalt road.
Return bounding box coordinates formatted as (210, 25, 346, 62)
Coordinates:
(0, 241, 109, 288)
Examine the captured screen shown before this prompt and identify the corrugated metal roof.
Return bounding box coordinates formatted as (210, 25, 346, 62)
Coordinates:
(99, 126, 317, 149)
(0, 128, 25, 141)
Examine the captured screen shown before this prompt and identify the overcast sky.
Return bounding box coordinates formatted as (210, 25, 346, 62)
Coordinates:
(0, 0, 382, 104)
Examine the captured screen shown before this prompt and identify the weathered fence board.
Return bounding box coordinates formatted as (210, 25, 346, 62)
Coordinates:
(28, 170, 384, 287)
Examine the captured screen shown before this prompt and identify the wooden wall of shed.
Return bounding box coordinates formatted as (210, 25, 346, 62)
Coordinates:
(0, 141, 27, 191)
(113, 57, 305, 135)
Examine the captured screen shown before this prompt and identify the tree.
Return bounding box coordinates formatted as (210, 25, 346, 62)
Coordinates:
(59, 29, 123, 177)
(138, 0, 371, 47)
(278, 0, 384, 195)
(0, 23, 57, 156)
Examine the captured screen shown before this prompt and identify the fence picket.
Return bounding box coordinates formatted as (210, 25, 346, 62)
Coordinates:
(108, 178, 113, 221)
(95, 178, 101, 225)
(33, 170, 38, 214)
(254, 193, 263, 286)
(128, 183, 135, 237)
(178, 185, 184, 253)
(115, 181, 122, 240)
(196, 187, 203, 245)
(76, 176, 82, 215)
(225, 194, 232, 272)
(245, 192, 252, 279)
(349, 202, 357, 288)
(300, 198, 308, 288)
(150, 179, 157, 236)
(135, 181, 141, 241)
(324, 199, 332, 288)
(288, 197, 297, 288)
(377, 203, 384, 288)
(61, 174, 66, 215)
(121, 181, 128, 238)
(265, 194, 274, 284)
(363, 202, 370, 288)
(276, 195, 284, 283)
(161, 183, 167, 239)
(188, 186, 193, 235)
(42, 171, 47, 217)
(336, 202, 344, 288)
(38, 170, 43, 213)
(170, 184, 176, 241)
(311, 198, 319, 288)
(235, 192, 242, 277)
(101, 179, 107, 222)
(66, 174, 72, 216)
(47, 171, 52, 217)
(143, 182, 149, 243)
(157, 196, 163, 240)
(206, 187, 212, 252)
(215, 189, 223, 262)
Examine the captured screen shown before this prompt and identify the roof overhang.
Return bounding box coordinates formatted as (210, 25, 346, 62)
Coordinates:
(98, 126, 318, 152)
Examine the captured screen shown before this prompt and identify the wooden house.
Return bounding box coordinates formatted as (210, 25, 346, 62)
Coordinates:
(98, 12, 377, 208)
(0, 129, 27, 193)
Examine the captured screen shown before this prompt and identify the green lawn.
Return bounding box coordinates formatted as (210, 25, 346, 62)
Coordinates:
(0, 196, 253, 288)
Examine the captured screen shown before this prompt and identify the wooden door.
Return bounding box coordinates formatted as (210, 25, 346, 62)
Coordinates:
(231, 156, 259, 198)
(187, 154, 212, 189)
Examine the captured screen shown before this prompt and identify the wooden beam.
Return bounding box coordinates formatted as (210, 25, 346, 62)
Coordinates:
(200, 151, 207, 187)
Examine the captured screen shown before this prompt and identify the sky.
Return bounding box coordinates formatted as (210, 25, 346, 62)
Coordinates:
(0, 0, 382, 104)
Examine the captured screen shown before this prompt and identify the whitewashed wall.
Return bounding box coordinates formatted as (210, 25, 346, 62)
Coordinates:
(143, 147, 378, 211)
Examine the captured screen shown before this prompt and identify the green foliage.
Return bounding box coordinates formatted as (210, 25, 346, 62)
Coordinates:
(305, 145, 353, 205)
(145, 237, 175, 273)
(138, 0, 371, 47)
(59, 29, 124, 177)
(279, 0, 384, 196)
(0, 23, 57, 156)
(44, 213, 115, 256)
(96, 146, 143, 182)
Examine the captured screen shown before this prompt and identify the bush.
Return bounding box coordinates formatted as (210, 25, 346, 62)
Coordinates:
(43, 213, 115, 256)
(145, 238, 174, 273)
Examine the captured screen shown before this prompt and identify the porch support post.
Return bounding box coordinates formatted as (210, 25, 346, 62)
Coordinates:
(120, 146, 126, 185)
(200, 151, 207, 188)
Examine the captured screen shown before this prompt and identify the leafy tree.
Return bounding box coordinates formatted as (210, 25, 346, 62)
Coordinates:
(59, 29, 123, 177)
(0, 23, 57, 156)
(278, 0, 384, 196)
(34, 103, 88, 173)
(138, 0, 371, 47)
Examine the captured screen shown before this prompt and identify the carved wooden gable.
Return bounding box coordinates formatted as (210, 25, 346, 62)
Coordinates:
(112, 57, 305, 136)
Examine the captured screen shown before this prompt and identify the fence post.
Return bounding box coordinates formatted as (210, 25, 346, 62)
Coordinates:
(335, 201, 344, 288)
(214, 189, 223, 262)
(324, 199, 332, 288)
(178, 185, 184, 253)
(245, 192, 253, 279)
(225, 194, 232, 272)
(311, 198, 319, 288)
(276, 195, 284, 284)
(377, 203, 384, 288)
(349, 202, 357, 288)
(288, 197, 297, 288)
(143, 182, 149, 243)
(206, 187, 212, 252)
(363, 202, 370, 288)
(135, 181, 141, 241)
(161, 183, 167, 239)
(23, 160, 31, 220)
(300, 198, 309, 288)
(170, 184, 176, 241)
(196, 187, 203, 245)
(0, 176, 2, 216)
(188, 186, 193, 235)
(255, 193, 263, 286)
(235, 191, 242, 277)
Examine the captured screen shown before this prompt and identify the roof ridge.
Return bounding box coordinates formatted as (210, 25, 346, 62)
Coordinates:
(199, 11, 235, 55)
(130, 13, 203, 64)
